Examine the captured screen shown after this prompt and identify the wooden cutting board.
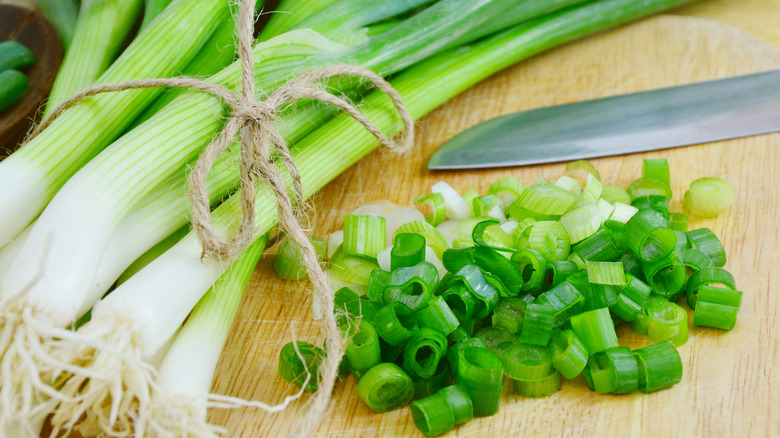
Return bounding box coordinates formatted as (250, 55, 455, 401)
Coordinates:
(207, 13, 780, 438)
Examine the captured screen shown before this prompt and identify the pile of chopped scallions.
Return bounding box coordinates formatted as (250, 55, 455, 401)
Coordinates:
(276, 158, 739, 436)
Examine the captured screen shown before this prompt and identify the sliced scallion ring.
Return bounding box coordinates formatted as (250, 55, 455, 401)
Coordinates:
(627, 177, 672, 201)
(528, 220, 571, 261)
(559, 203, 602, 244)
(683, 177, 734, 218)
(516, 184, 578, 216)
(564, 159, 601, 185)
(414, 193, 447, 226)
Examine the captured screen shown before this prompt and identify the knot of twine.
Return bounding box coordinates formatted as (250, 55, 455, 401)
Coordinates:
(27, 0, 414, 435)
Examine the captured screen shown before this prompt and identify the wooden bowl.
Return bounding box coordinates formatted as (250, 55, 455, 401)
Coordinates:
(0, 4, 63, 155)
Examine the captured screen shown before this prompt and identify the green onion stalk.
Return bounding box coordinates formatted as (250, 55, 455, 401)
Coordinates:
(2, 0, 442, 344)
(0, 0, 236, 432)
(0, 29, 349, 438)
(140, 0, 175, 30)
(1, 0, 525, 434)
(5, 0, 520, 346)
(130, 1, 267, 127)
(37, 0, 696, 435)
(42, 0, 144, 119)
(0, 0, 231, 247)
(258, 0, 341, 41)
(146, 236, 273, 438)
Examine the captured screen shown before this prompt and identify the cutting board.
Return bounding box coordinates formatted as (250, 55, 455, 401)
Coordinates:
(207, 14, 780, 437)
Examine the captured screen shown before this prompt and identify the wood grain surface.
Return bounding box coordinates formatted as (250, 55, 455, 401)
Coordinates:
(205, 8, 780, 438)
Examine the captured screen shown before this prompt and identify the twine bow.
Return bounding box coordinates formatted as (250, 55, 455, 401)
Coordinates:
(27, 0, 414, 435)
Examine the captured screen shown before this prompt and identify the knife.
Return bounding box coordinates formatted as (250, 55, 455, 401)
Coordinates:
(428, 69, 780, 170)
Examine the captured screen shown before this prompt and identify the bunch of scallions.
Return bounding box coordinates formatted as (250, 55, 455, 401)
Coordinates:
(0, 0, 697, 436)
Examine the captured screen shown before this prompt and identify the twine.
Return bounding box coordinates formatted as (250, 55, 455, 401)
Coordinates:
(28, 0, 414, 435)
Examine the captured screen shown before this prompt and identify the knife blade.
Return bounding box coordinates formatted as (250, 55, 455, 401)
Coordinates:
(428, 69, 780, 169)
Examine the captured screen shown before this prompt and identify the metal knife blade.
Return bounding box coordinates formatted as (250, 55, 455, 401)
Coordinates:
(428, 69, 780, 170)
